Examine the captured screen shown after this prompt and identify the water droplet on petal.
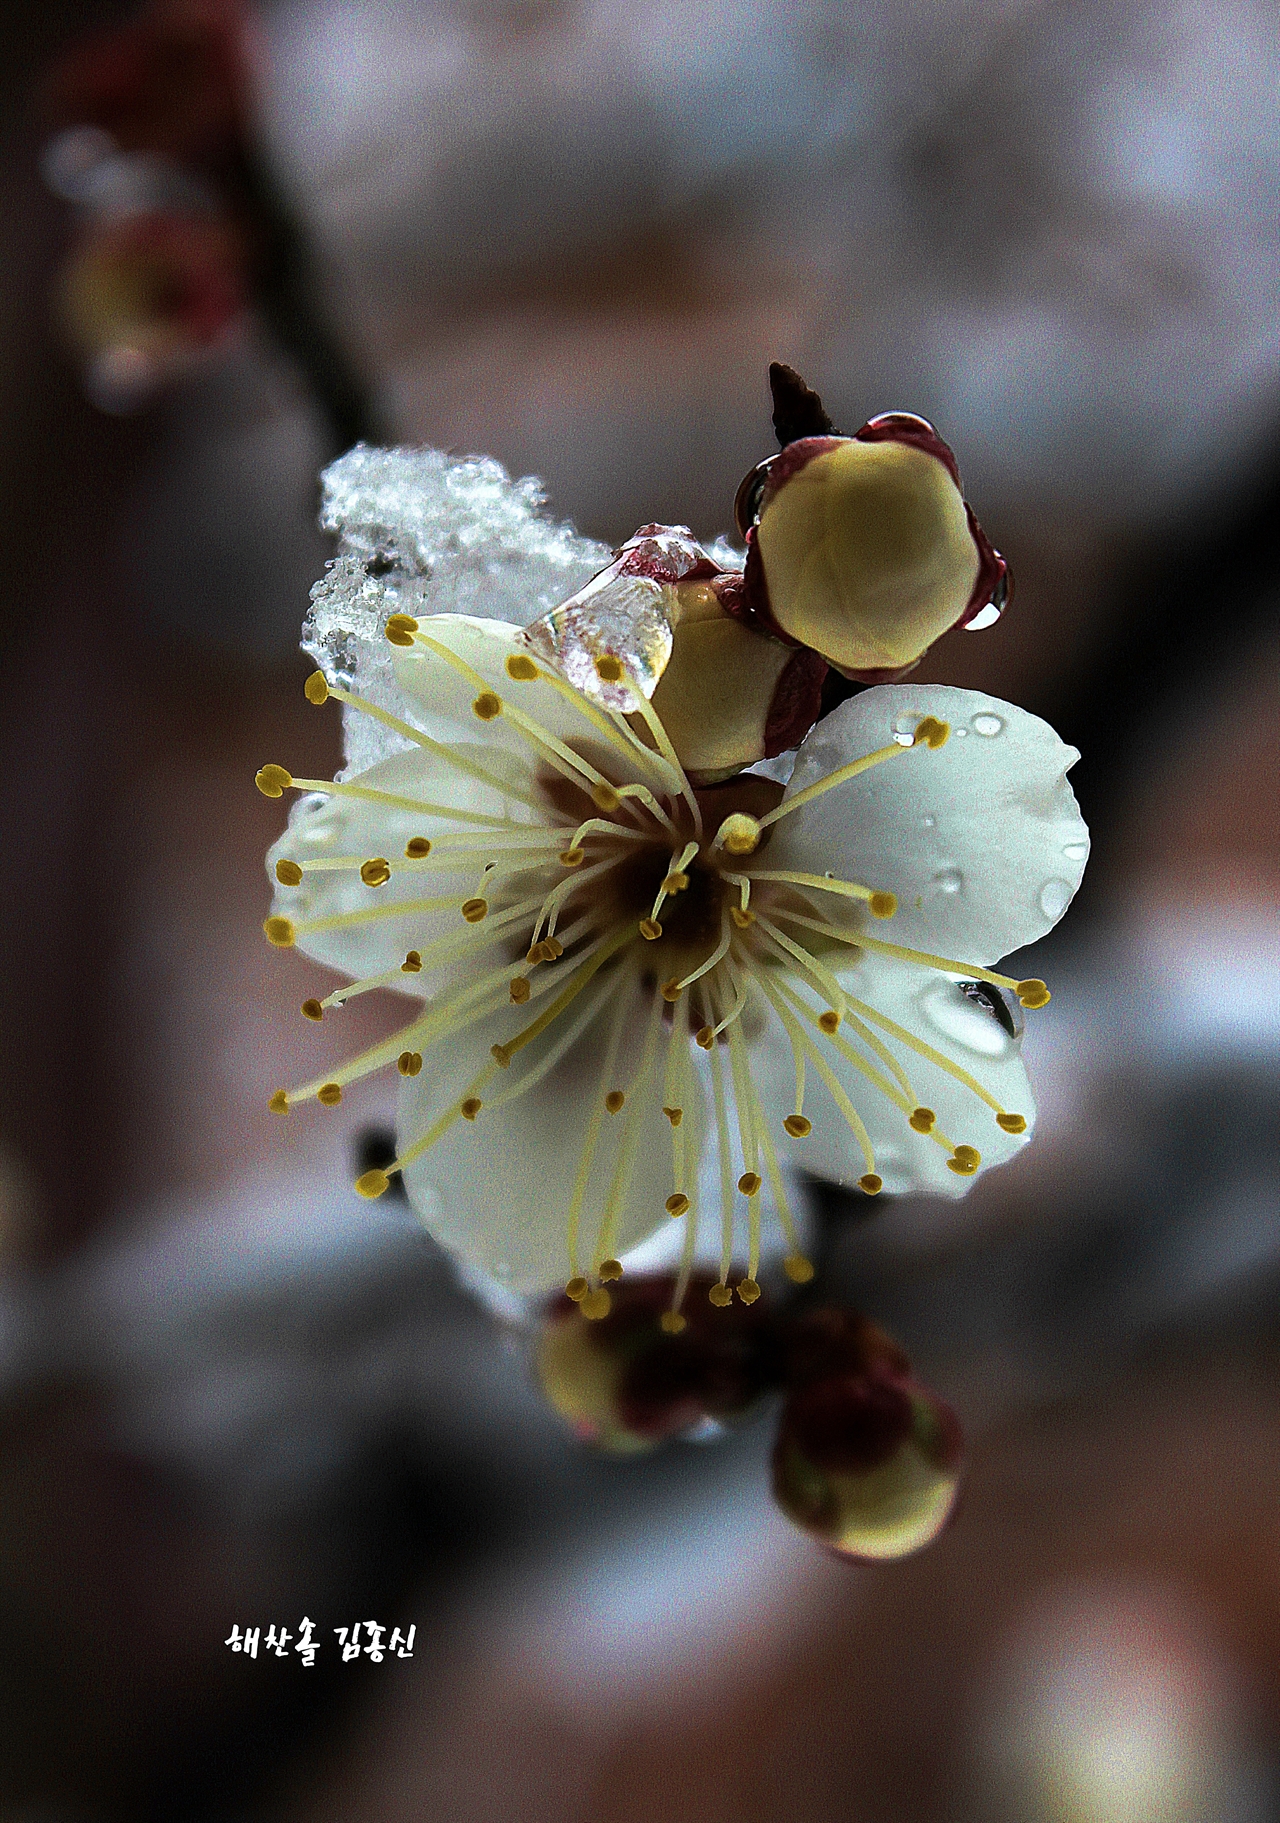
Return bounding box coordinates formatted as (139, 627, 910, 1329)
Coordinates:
(1062, 841, 1089, 862)
(892, 715, 915, 735)
(971, 713, 1004, 737)
(1039, 878, 1073, 919)
(918, 980, 1015, 1058)
(921, 815, 936, 829)
(965, 601, 1003, 632)
(954, 725, 968, 736)
(893, 732, 914, 747)
(931, 867, 963, 896)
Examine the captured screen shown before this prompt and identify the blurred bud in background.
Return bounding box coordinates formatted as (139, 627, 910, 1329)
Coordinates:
(59, 208, 247, 411)
(41, 0, 258, 170)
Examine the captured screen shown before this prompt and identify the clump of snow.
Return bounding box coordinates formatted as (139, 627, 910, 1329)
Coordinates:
(303, 445, 611, 777)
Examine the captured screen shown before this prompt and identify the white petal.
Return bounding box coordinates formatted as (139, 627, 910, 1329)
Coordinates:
(751, 955, 1034, 1200)
(267, 744, 556, 985)
(399, 963, 707, 1293)
(775, 684, 1088, 967)
(391, 614, 663, 790)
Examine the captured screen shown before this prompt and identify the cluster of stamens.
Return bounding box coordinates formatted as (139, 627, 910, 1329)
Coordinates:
(257, 615, 1049, 1328)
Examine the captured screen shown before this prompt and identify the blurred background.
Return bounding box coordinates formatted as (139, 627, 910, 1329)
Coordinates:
(2, 0, 1280, 1817)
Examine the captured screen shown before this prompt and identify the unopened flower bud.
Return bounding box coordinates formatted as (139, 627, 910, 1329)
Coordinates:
(535, 1272, 775, 1453)
(771, 1308, 963, 1561)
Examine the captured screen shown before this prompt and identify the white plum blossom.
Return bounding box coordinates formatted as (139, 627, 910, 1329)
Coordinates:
(258, 605, 1087, 1328)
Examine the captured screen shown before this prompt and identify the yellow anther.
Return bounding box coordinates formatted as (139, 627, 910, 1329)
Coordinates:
(581, 1288, 612, 1320)
(604, 1090, 625, 1114)
(544, 937, 564, 959)
(509, 977, 531, 1004)
(462, 898, 488, 922)
(954, 1144, 981, 1165)
(947, 1145, 980, 1176)
(472, 691, 502, 721)
(708, 1283, 733, 1308)
(662, 1106, 683, 1128)
(736, 1278, 761, 1305)
(718, 812, 761, 855)
(869, 892, 897, 919)
(859, 1173, 883, 1195)
(255, 764, 292, 798)
(490, 1043, 511, 1068)
(783, 1114, 812, 1138)
(268, 1089, 289, 1115)
(659, 1310, 687, 1334)
(592, 782, 621, 811)
(384, 614, 419, 647)
(360, 857, 391, 887)
(818, 1010, 841, 1034)
(737, 1171, 762, 1196)
(695, 1026, 715, 1049)
(264, 916, 295, 948)
(665, 1192, 691, 1217)
(405, 837, 431, 858)
(913, 716, 950, 748)
(909, 1106, 936, 1133)
(460, 1098, 482, 1120)
(598, 1258, 623, 1282)
(397, 1051, 423, 1077)
(559, 848, 584, 867)
(730, 906, 755, 928)
(401, 951, 422, 972)
(505, 652, 539, 681)
(565, 1276, 590, 1302)
(662, 872, 689, 894)
(594, 654, 624, 683)
(303, 671, 329, 705)
(639, 919, 663, 941)
(317, 1082, 342, 1106)
(301, 998, 324, 1022)
(997, 1111, 1028, 1134)
(784, 1253, 815, 1284)
(1017, 978, 1051, 1008)
(526, 940, 552, 964)
(661, 979, 683, 1002)
(275, 858, 303, 886)
(356, 1169, 390, 1199)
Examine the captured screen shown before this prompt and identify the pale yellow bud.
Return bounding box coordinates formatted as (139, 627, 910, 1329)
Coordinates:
(757, 438, 980, 674)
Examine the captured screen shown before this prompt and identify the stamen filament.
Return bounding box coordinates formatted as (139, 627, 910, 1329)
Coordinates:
(515, 657, 681, 795)
(752, 970, 876, 1173)
(755, 739, 911, 830)
(737, 867, 881, 905)
(284, 777, 538, 829)
(723, 991, 763, 1282)
(674, 912, 732, 992)
(608, 661, 702, 837)
(707, 1024, 735, 1289)
(769, 974, 912, 1113)
(841, 929, 1027, 993)
(753, 914, 847, 1024)
(593, 990, 664, 1269)
(844, 993, 1007, 1116)
(565, 973, 635, 1277)
(407, 633, 621, 804)
(325, 684, 544, 811)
